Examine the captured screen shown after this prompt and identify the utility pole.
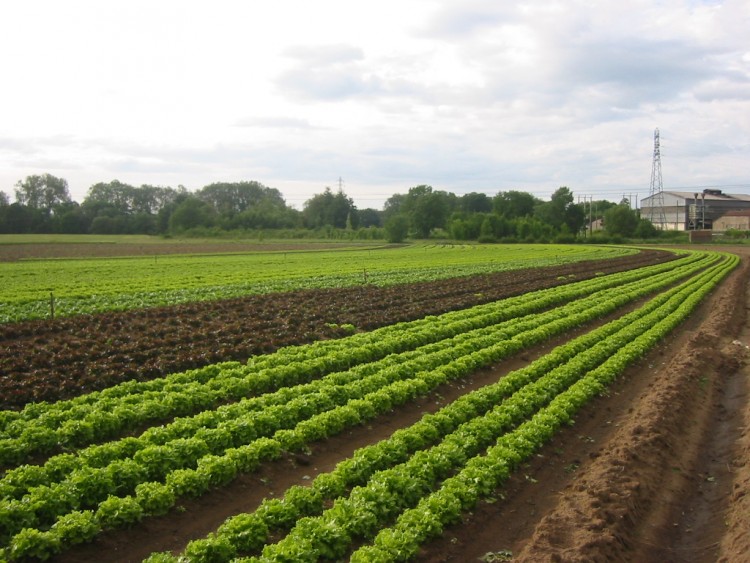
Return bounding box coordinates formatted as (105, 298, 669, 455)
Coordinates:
(692, 193, 699, 230)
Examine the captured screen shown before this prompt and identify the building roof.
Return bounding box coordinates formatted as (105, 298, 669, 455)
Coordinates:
(642, 190, 750, 203)
(717, 209, 750, 218)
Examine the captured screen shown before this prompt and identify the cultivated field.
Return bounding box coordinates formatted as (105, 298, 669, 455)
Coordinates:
(0, 239, 631, 323)
(0, 238, 748, 562)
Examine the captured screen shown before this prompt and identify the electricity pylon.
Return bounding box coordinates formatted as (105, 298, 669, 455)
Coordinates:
(647, 128, 667, 228)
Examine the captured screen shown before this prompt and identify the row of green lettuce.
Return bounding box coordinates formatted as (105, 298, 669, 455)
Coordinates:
(0, 251, 735, 561)
(0, 244, 632, 323)
(0, 251, 702, 467)
(158, 252, 737, 562)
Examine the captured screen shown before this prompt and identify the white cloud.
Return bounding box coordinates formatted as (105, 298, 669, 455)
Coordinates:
(1, 0, 749, 209)
(233, 116, 319, 129)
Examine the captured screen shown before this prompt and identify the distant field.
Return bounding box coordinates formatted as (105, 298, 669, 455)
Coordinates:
(0, 239, 635, 322)
(0, 234, 373, 246)
(0, 234, 381, 261)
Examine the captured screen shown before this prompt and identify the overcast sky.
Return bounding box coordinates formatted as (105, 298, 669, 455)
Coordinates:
(1, 0, 748, 210)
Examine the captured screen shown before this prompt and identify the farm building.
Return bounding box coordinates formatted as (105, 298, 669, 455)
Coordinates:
(713, 210, 750, 232)
(640, 189, 750, 230)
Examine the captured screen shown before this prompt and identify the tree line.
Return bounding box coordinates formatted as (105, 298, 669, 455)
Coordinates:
(0, 173, 659, 242)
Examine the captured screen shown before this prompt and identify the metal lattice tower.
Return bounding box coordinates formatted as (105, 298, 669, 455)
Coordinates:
(647, 128, 667, 228)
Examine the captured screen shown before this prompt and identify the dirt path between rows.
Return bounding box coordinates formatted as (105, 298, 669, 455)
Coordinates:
(50, 247, 750, 562)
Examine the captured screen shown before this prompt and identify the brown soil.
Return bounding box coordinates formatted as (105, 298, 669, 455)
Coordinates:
(39, 247, 750, 562)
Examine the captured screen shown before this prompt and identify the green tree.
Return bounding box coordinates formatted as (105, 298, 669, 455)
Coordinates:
(485, 214, 514, 240)
(82, 181, 186, 234)
(412, 194, 448, 237)
(198, 181, 287, 218)
(231, 198, 300, 230)
(0, 203, 46, 233)
(90, 215, 128, 234)
(460, 192, 492, 214)
(196, 181, 300, 230)
(563, 203, 586, 234)
(399, 185, 453, 238)
(357, 208, 382, 228)
(14, 174, 71, 212)
(84, 179, 135, 214)
(133, 184, 184, 215)
(84, 181, 184, 216)
(593, 200, 617, 217)
(157, 191, 190, 233)
(382, 193, 406, 222)
(516, 216, 554, 242)
(448, 212, 485, 240)
(0, 191, 9, 206)
(303, 187, 357, 229)
(603, 203, 639, 237)
(384, 214, 409, 243)
(634, 217, 659, 239)
(493, 190, 540, 219)
(169, 197, 217, 233)
(534, 187, 585, 233)
(52, 202, 90, 234)
(478, 215, 498, 242)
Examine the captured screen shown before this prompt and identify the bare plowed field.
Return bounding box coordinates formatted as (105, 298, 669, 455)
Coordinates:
(21, 247, 747, 563)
